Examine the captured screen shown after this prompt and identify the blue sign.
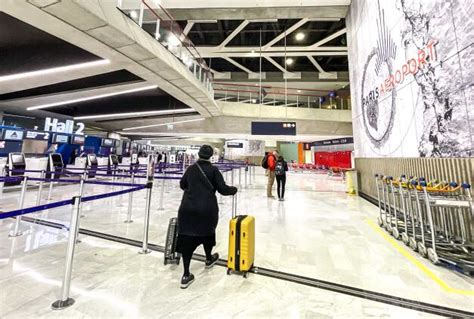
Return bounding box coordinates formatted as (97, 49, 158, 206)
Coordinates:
(251, 122, 296, 136)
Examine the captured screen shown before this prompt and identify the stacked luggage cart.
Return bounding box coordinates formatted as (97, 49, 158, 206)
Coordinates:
(374, 174, 474, 275)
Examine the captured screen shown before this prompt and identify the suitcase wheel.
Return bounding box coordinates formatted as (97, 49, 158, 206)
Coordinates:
(227, 269, 231, 275)
(164, 260, 168, 265)
(243, 272, 248, 278)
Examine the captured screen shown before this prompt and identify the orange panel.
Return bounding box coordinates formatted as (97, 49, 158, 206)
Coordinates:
(297, 143, 304, 164)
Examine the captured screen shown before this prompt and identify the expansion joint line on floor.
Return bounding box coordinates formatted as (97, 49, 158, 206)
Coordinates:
(367, 219, 474, 296)
(19, 216, 474, 318)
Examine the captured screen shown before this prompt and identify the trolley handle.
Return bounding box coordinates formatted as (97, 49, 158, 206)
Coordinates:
(232, 193, 237, 219)
(461, 183, 470, 189)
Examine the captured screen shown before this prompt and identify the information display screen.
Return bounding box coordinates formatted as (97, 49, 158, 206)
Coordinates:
(50, 154, 63, 167)
(3, 130, 24, 141)
(54, 134, 69, 144)
(25, 131, 49, 140)
(102, 139, 113, 147)
(251, 122, 296, 135)
(72, 135, 85, 145)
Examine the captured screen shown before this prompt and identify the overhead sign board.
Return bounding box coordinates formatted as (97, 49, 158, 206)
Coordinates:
(44, 117, 85, 135)
(226, 142, 244, 148)
(54, 134, 70, 144)
(313, 137, 354, 146)
(72, 135, 85, 145)
(251, 122, 296, 136)
(25, 130, 50, 140)
(3, 130, 24, 141)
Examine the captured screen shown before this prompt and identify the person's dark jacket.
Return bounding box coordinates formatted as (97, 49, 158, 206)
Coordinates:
(178, 160, 237, 236)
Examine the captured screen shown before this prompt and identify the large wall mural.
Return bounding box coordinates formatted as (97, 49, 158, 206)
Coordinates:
(347, 0, 473, 157)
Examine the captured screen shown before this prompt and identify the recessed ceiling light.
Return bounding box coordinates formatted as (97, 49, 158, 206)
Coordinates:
(74, 108, 192, 120)
(130, 11, 138, 19)
(27, 85, 158, 111)
(0, 59, 109, 83)
(286, 58, 294, 65)
(122, 118, 205, 131)
(297, 89, 301, 93)
(295, 32, 305, 41)
(251, 50, 255, 54)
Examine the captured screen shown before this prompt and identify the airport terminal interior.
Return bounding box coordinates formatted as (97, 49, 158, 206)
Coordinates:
(0, 0, 473, 318)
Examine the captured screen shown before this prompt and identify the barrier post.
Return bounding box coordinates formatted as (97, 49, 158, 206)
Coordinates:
(51, 196, 81, 310)
(253, 166, 256, 182)
(139, 182, 153, 254)
(124, 173, 135, 223)
(238, 167, 242, 186)
(244, 166, 248, 188)
(48, 173, 54, 200)
(231, 168, 235, 185)
(0, 166, 6, 194)
(9, 176, 28, 237)
(158, 176, 165, 210)
(79, 173, 87, 218)
(36, 170, 45, 206)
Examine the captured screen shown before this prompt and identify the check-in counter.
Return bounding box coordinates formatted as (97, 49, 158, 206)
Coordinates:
(121, 157, 131, 165)
(25, 157, 48, 181)
(97, 157, 109, 167)
(72, 157, 87, 169)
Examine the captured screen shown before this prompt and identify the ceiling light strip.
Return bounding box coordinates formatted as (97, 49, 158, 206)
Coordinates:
(27, 85, 158, 111)
(74, 108, 192, 120)
(0, 59, 110, 83)
(122, 118, 205, 131)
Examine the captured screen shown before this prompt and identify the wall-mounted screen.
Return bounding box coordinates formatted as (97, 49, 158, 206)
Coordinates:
(102, 138, 113, 147)
(54, 134, 69, 144)
(72, 135, 85, 145)
(3, 130, 24, 141)
(25, 131, 49, 140)
(251, 122, 296, 136)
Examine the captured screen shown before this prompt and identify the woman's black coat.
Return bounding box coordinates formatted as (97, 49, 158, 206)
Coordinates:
(178, 160, 237, 236)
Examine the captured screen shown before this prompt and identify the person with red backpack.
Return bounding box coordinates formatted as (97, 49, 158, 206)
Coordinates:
(262, 150, 278, 198)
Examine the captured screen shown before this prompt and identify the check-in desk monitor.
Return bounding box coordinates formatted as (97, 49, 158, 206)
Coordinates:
(48, 153, 64, 180)
(87, 154, 98, 178)
(6, 152, 26, 186)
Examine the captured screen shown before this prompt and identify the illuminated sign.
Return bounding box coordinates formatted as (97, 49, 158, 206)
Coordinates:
(3, 130, 24, 141)
(25, 131, 49, 140)
(44, 117, 85, 135)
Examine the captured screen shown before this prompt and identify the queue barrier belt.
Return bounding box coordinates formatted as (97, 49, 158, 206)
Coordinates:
(0, 185, 145, 220)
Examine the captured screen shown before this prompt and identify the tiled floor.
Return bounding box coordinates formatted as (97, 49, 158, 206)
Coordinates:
(0, 168, 472, 318)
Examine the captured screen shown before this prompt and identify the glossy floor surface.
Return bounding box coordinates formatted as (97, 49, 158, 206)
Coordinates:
(0, 168, 473, 318)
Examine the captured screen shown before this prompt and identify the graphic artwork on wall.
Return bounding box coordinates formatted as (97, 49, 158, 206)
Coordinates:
(348, 0, 473, 158)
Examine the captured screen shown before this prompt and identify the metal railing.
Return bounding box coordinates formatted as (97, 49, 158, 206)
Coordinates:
(116, 0, 214, 96)
(213, 82, 351, 109)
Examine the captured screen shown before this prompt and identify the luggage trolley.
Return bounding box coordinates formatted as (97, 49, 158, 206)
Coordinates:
(417, 181, 473, 273)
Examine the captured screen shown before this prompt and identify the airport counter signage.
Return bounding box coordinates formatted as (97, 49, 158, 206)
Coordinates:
(251, 121, 296, 136)
(25, 131, 50, 140)
(313, 137, 354, 146)
(226, 142, 244, 148)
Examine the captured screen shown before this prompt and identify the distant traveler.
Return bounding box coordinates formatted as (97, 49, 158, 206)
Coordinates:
(265, 150, 278, 198)
(177, 144, 238, 289)
(275, 155, 288, 201)
(70, 148, 78, 165)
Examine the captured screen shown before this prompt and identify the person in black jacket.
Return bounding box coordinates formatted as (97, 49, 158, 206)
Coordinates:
(176, 144, 237, 289)
(275, 155, 288, 201)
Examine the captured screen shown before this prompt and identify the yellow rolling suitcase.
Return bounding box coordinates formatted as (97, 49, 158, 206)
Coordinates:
(227, 195, 255, 277)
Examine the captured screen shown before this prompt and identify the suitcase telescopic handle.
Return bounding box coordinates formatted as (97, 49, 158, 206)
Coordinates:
(232, 193, 237, 218)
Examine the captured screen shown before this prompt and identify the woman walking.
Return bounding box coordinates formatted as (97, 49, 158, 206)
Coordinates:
(177, 145, 238, 288)
(275, 155, 288, 201)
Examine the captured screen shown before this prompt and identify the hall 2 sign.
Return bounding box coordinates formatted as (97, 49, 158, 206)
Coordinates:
(44, 117, 85, 135)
